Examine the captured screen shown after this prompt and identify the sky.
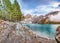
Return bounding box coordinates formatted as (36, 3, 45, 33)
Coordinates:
(11, 0, 60, 15)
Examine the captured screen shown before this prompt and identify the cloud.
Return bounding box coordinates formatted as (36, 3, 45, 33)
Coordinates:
(34, 1, 60, 14)
(19, 0, 60, 15)
(50, 2, 60, 8)
(22, 9, 34, 15)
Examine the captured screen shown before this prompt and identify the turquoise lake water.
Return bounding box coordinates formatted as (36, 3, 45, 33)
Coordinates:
(24, 24, 60, 39)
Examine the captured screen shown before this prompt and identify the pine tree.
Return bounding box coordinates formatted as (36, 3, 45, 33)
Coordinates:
(2, 0, 23, 21)
(2, 0, 12, 20)
(0, 0, 3, 19)
(12, 0, 23, 21)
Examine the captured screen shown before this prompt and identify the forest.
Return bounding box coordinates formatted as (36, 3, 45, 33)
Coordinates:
(0, 0, 23, 22)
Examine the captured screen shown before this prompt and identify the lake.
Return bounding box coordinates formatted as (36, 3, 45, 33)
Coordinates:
(24, 24, 60, 39)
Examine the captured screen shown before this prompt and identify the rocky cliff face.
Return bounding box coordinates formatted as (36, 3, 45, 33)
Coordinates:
(0, 20, 57, 43)
(32, 11, 60, 24)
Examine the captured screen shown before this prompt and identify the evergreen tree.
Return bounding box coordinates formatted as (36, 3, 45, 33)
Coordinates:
(2, 0, 12, 20)
(0, 0, 3, 19)
(12, 0, 23, 21)
(2, 0, 23, 21)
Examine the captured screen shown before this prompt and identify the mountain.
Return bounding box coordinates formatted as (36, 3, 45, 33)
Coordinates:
(21, 14, 32, 24)
(48, 11, 60, 22)
(32, 11, 60, 24)
(25, 14, 32, 19)
(32, 15, 44, 23)
(45, 11, 60, 24)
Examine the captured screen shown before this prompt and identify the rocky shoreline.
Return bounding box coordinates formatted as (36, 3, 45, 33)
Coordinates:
(0, 20, 57, 43)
